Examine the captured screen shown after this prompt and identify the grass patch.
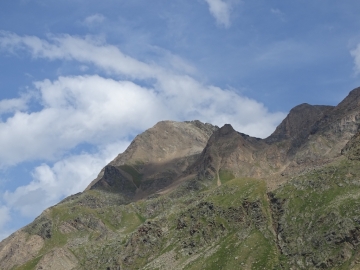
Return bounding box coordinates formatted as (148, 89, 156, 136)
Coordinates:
(15, 255, 43, 270)
(185, 230, 279, 270)
(209, 177, 267, 207)
(218, 169, 235, 184)
(119, 209, 145, 234)
(271, 159, 360, 267)
(120, 164, 143, 188)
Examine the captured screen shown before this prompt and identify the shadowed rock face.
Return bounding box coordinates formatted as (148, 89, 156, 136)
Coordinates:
(86, 120, 219, 199)
(88, 87, 360, 195)
(315, 86, 360, 134)
(266, 103, 334, 144)
(186, 124, 266, 180)
(110, 120, 217, 166)
(3, 87, 360, 270)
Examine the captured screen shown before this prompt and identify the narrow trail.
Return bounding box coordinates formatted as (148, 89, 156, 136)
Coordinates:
(217, 171, 221, 186)
(217, 161, 221, 186)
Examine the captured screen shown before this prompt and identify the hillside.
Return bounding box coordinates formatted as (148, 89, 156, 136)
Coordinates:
(1, 87, 360, 269)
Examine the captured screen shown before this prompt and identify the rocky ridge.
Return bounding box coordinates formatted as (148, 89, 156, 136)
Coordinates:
(2, 87, 360, 269)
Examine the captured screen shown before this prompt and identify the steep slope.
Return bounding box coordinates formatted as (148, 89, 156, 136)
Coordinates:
(186, 124, 268, 182)
(2, 87, 360, 269)
(87, 120, 218, 199)
(292, 87, 360, 163)
(269, 157, 360, 269)
(341, 131, 360, 160)
(265, 103, 333, 145)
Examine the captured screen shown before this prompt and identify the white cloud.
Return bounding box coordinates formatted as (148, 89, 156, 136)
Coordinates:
(0, 96, 29, 115)
(0, 75, 163, 166)
(204, 0, 233, 28)
(83, 14, 105, 26)
(0, 33, 285, 169)
(0, 73, 283, 167)
(351, 44, 360, 75)
(0, 31, 159, 79)
(0, 32, 286, 239)
(3, 141, 128, 218)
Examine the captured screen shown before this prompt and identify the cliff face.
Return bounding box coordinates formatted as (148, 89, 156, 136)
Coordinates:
(86, 120, 218, 199)
(2, 88, 360, 270)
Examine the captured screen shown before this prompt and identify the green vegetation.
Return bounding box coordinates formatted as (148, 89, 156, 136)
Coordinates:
(218, 169, 235, 184)
(271, 158, 360, 268)
(120, 164, 143, 187)
(10, 158, 360, 269)
(15, 256, 43, 270)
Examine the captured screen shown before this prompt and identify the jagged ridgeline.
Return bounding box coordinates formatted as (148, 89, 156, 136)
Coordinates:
(2, 88, 360, 269)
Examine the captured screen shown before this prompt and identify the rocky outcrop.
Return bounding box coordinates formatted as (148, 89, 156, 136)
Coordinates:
(312, 86, 360, 136)
(266, 103, 333, 146)
(3, 87, 360, 269)
(35, 248, 78, 270)
(0, 231, 44, 269)
(86, 120, 218, 199)
(109, 120, 218, 166)
(186, 123, 270, 182)
(342, 131, 360, 160)
(89, 165, 138, 196)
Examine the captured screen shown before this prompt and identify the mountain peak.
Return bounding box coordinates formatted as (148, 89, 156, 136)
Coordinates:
(86, 120, 218, 198)
(218, 124, 236, 136)
(334, 86, 360, 113)
(5, 87, 360, 270)
(265, 103, 333, 144)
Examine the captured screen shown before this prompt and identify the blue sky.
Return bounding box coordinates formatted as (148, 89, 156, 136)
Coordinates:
(1, 0, 360, 240)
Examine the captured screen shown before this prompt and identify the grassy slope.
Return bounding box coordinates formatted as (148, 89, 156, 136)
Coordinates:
(14, 157, 360, 269)
(272, 157, 360, 269)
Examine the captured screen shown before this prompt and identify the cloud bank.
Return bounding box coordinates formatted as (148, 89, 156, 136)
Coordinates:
(3, 141, 127, 218)
(0, 31, 285, 240)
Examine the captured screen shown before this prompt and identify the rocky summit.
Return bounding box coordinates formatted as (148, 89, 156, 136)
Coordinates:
(2, 88, 360, 269)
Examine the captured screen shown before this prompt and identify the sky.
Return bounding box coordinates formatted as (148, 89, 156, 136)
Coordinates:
(1, 0, 360, 241)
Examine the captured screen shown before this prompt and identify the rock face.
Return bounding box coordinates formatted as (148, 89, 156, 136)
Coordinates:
(35, 248, 78, 270)
(86, 120, 218, 199)
(0, 231, 44, 270)
(266, 103, 333, 145)
(341, 131, 360, 160)
(2, 87, 360, 270)
(187, 124, 267, 181)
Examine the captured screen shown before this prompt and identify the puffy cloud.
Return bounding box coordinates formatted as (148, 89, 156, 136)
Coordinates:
(0, 76, 163, 167)
(0, 31, 159, 79)
(351, 44, 360, 75)
(154, 74, 284, 136)
(3, 141, 128, 218)
(0, 73, 284, 167)
(0, 96, 29, 115)
(204, 0, 233, 28)
(0, 33, 285, 168)
(0, 32, 285, 239)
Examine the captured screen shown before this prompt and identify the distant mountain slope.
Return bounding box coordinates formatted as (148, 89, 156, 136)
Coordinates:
(2, 87, 360, 270)
(86, 120, 218, 199)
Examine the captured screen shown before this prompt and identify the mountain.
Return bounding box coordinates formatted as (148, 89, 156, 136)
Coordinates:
(2, 87, 360, 269)
(86, 120, 218, 199)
